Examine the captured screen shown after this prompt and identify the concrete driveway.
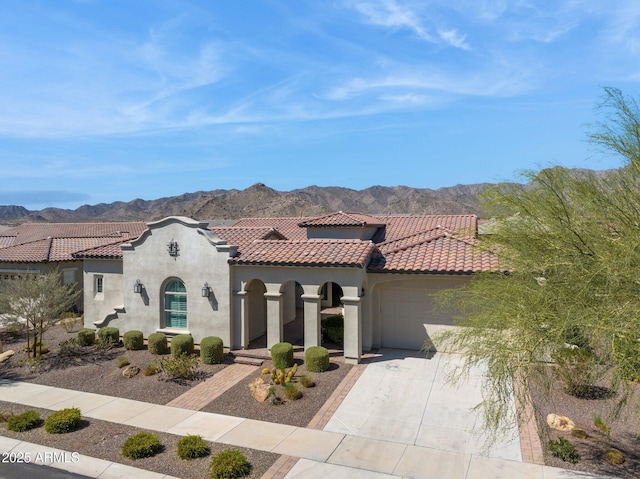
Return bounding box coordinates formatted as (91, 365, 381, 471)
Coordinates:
(323, 349, 521, 459)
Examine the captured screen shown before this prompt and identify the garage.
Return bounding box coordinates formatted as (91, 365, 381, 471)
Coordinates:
(377, 281, 458, 350)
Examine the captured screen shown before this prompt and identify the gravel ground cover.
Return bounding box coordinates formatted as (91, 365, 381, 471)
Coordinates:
(529, 368, 640, 479)
(0, 324, 351, 478)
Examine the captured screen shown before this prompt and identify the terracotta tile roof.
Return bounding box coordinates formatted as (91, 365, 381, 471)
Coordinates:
(231, 217, 307, 240)
(0, 222, 147, 246)
(0, 235, 17, 248)
(209, 227, 286, 251)
(72, 239, 132, 260)
(299, 212, 386, 228)
(232, 240, 377, 267)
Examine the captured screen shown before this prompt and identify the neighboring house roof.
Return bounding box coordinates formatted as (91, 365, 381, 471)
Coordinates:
(298, 211, 385, 228)
(72, 239, 134, 260)
(210, 227, 287, 251)
(231, 217, 308, 240)
(231, 239, 377, 268)
(0, 222, 147, 247)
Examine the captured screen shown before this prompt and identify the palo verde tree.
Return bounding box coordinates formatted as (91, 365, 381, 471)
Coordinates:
(434, 87, 640, 439)
(0, 270, 81, 357)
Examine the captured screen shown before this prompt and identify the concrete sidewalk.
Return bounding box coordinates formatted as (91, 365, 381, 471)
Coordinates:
(0, 355, 617, 479)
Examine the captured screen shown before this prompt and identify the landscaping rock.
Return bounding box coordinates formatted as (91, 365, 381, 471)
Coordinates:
(547, 413, 575, 431)
(249, 377, 271, 402)
(0, 350, 14, 363)
(122, 365, 140, 378)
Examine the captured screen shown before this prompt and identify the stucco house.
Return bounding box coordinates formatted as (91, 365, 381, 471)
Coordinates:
(71, 212, 495, 364)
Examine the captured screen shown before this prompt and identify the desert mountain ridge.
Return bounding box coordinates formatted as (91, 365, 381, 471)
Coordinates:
(0, 168, 609, 224)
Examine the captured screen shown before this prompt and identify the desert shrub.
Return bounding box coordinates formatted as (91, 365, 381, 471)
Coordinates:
(594, 415, 611, 437)
(612, 331, 640, 382)
(299, 375, 315, 388)
(25, 338, 48, 355)
(121, 432, 162, 460)
(171, 334, 194, 357)
(604, 448, 625, 465)
(58, 338, 82, 357)
(552, 347, 597, 398)
(305, 346, 330, 372)
(148, 332, 168, 355)
(6, 410, 41, 432)
(0, 410, 14, 422)
(283, 382, 302, 401)
(321, 314, 344, 345)
(45, 408, 82, 434)
(270, 342, 294, 369)
(571, 427, 588, 439)
(123, 330, 144, 350)
(143, 362, 161, 376)
(59, 314, 81, 333)
(117, 356, 130, 368)
(98, 326, 120, 344)
(77, 329, 96, 346)
(547, 437, 580, 464)
(160, 353, 199, 380)
(208, 449, 251, 479)
(177, 434, 210, 460)
(200, 336, 224, 364)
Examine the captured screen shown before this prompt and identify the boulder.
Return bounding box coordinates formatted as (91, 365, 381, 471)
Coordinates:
(122, 365, 140, 378)
(249, 377, 272, 402)
(547, 413, 575, 431)
(0, 350, 15, 363)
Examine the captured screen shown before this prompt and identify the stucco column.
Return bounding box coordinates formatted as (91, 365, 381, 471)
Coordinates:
(341, 295, 362, 364)
(301, 293, 322, 349)
(264, 292, 284, 349)
(234, 290, 249, 350)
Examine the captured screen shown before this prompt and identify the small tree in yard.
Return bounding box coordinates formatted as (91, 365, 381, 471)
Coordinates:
(433, 87, 640, 441)
(0, 270, 80, 358)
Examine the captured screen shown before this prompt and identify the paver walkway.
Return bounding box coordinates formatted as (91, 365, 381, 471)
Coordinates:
(165, 363, 258, 410)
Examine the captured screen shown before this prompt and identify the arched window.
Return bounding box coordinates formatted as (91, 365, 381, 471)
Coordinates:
(164, 279, 187, 329)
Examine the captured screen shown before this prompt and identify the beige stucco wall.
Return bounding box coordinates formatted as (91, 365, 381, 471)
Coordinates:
(113, 217, 235, 346)
(82, 259, 124, 328)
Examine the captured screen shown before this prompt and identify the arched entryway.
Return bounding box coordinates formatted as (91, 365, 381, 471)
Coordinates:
(246, 279, 267, 348)
(281, 280, 304, 346)
(319, 281, 344, 348)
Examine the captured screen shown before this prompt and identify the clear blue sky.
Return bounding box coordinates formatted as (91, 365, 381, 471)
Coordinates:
(1, 1, 640, 210)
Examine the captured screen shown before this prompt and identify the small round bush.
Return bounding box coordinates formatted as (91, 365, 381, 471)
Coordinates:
(177, 434, 210, 460)
(283, 383, 302, 401)
(200, 336, 224, 365)
(148, 332, 168, 355)
(45, 408, 82, 434)
(117, 356, 130, 368)
(7, 410, 41, 432)
(98, 326, 120, 344)
(121, 432, 162, 460)
(171, 334, 194, 357)
(270, 342, 294, 369)
(209, 449, 250, 479)
(123, 330, 144, 350)
(299, 375, 315, 388)
(143, 362, 161, 376)
(605, 448, 625, 465)
(77, 329, 95, 346)
(305, 346, 330, 372)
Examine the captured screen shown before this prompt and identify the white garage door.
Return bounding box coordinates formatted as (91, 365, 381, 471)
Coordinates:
(380, 287, 438, 350)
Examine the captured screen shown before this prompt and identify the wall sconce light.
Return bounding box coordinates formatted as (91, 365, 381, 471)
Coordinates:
(202, 282, 211, 298)
(361, 287, 365, 297)
(134, 279, 143, 294)
(167, 239, 179, 257)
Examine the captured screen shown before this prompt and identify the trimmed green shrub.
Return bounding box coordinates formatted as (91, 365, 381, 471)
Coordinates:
(209, 449, 251, 479)
(171, 334, 194, 357)
(148, 332, 168, 355)
(121, 432, 162, 460)
(321, 314, 344, 345)
(283, 382, 302, 401)
(547, 437, 580, 464)
(123, 330, 144, 350)
(305, 346, 330, 372)
(44, 408, 82, 434)
(77, 328, 95, 346)
(98, 326, 120, 345)
(270, 342, 294, 369)
(117, 356, 130, 368)
(6, 410, 41, 432)
(177, 434, 210, 460)
(200, 336, 224, 365)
